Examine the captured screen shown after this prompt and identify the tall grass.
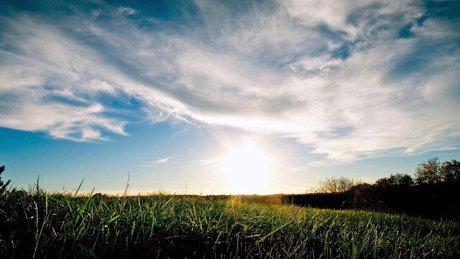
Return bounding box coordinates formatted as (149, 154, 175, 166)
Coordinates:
(0, 187, 459, 258)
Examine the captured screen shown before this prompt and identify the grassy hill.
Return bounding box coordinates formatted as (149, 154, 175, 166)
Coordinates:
(1, 189, 459, 258)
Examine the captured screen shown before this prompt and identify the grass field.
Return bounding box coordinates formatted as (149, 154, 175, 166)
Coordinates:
(1, 188, 459, 258)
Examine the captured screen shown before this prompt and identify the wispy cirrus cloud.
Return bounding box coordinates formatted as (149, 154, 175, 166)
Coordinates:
(141, 156, 176, 167)
(194, 156, 225, 166)
(118, 6, 138, 16)
(0, 0, 459, 161)
(0, 12, 186, 141)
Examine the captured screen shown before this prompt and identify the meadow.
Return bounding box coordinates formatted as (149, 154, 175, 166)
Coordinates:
(1, 187, 459, 258)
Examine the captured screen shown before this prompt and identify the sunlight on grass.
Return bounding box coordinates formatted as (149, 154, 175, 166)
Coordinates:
(1, 188, 459, 258)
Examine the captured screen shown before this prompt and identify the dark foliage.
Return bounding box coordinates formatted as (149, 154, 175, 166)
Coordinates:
(309, 177, 363, 193)
(375, 173, 414, 187)
(297, 159, 460, 220)
(414, 158, 460, 185)
(349, 182, 460, 220)
(288, 193, 348, 209)
(348, 183, 387, 211)
(440, 159, 460, 183)
(0, 166, 11, 194)
(415, 158, 442, 184)
(291, 182, 460, 221)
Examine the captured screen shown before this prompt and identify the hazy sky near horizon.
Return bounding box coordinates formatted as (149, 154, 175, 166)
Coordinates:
(1, 0, 460, 194)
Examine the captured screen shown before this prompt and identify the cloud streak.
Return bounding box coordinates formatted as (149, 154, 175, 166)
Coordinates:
(0, 0, 459, 161)
(141, 156, 176, 167)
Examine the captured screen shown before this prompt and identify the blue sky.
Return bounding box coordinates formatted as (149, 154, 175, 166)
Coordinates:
(1, 0, 459, 194)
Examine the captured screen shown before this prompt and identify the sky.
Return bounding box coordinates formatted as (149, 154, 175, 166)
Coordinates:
(1, 0, 460, 195)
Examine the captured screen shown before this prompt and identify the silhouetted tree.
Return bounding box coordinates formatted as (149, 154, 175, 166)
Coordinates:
(415, 158, 441, 184)
(309, 177, 363, 193)
(375, 175, 396, 187)
(0, 166, 11, 194)
(393, 173, 414, 186)
(440, 159, 460, 183)
(375, 174, 413, 187)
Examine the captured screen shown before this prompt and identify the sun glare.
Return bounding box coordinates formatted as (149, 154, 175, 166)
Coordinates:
(221, 146, 272, 194)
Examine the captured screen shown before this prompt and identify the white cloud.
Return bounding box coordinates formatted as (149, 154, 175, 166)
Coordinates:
(118, 6, 138, 16)
(141, 156, 176, 167)
(0, 14, 188, 141)
(0, 1, 459, 162)
(411, 19, 460, 41)
(277, 0, 423, 39)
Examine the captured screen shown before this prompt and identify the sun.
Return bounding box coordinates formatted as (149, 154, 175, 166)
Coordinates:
(221, 146, 272, 194)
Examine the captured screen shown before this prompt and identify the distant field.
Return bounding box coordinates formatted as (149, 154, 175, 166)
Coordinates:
(1, 190, 459, 258)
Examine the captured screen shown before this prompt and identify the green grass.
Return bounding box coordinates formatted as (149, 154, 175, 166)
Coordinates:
(1, 188, 459, 258)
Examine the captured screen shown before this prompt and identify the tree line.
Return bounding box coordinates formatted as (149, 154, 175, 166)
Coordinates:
(309, 157, 460, 194)
(375, 157, 460, 187)
(304, 158, 460, 220)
